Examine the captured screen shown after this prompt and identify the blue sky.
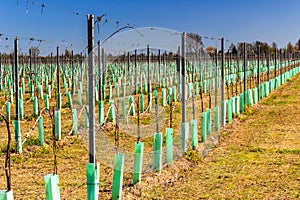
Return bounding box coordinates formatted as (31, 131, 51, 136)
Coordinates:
(0, 0, 300, 54)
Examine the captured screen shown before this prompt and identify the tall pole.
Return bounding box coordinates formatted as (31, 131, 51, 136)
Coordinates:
(221, 38, 225, 127)
(134, 49, 137, 95)
(274, 48, 277, 77)
(147, 45, 150, 105)
(181, 32, 188, 152)
(29, 49, 32, 75)
(15, 38, 19, 121)
(257, 45, 260, 98)
(243, 42, 247, 103)
(221, 38, 225, 103)
(97, 41, 102, 101)
(50, 52, 53, 80)
(127, 52, 130, 75)
(181, 32, 186, 124)
(283, 50, 286, 73)
(267, 47, 270, 82)
(56, 47, 60, 96)
(71, 50, 74, 95)
(158, 49, 161, 87)
(87, 14, 95, 164)
(87, 15, 99, 200)
(0, 52, 2, 80)
(80, 52, 83, 82)
(101, 48, 105, 89)
(214, 48, 218, 106)
(279, 49, 282, 76)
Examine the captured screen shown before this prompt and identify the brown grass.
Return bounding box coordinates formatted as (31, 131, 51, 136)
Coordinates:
(123, 73, 300, 199)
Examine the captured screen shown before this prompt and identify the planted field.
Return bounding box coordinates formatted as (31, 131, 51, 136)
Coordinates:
(131, 73, 300, 199)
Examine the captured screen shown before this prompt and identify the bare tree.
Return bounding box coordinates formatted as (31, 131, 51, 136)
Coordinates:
(29, 46, 40, 56)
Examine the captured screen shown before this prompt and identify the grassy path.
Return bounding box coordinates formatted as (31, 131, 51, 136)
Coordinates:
(127, 74, 300, 199)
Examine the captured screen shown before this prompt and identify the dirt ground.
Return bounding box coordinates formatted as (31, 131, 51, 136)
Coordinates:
(123, 74, 300, 199)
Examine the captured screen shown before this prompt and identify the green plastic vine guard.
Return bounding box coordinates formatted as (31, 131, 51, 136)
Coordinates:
(67, 91, 73, 108)
(140, 94, 145, 112)
(167, 88, 172, 104)
(115, 84, 119, 97)
(109, 100, 115, 122)
(45, 77, 48, 91)
(153, 90, 158, 98)
(235, 96, 240, 114)
(86, 162, 100, 200)
(38, 116, 44, 146)
(165, 128, 173, 164)
(72, 109, 78, 135)
(161, 88, 166, 106)
(253, 88, 258, 104)
(148, 93, 152, 111)
(55, 110, 61, 140)
(201, 112, 207, 142)
(98, 101, 104, 124)
(112, 154, 124, 200)
(77, 90, 83, 107)
(227, 99, 233, 123)
(133, 142, 144, 185)
(63, 82, 68, 92)
(44, 95, 49, 110)
(5, 102, 10, 121)
(153, 133, 162, 173)
(0, 190, 13, 200)
(18, 88, 23, 101)
(187, 83, 192, 98)
(39, 85, 44, 100)
(180, 122, 189, 152)
(206, 108, 211, 134)
(191, 119, 198, 150)
(18, 99, 24, 119)
(94, 87, 98, 102)
(144, 82, 148, 93)
(203, 80, 207, 94)
(265, 81, 270, 96)
(270, 80, 273, 92)
(13, 120, 22, 153)
(44, 174, 60, 200)
(128, 96, 135, 116)
(275, 77, 280, 89)
(33, 96, 39, 117)
(122, 83, 126, 97)
(262, 83, 266, 98)
(214, 106, 220, 132)
(109, 84, 113, 99)
(248, 89, 253, 106)
(240, 93, 245, 113)
(172, 86, 177, 102)
(195, 82, 199, 95)
(232, 96, 236, 114)
(30, 85, 34, 100)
